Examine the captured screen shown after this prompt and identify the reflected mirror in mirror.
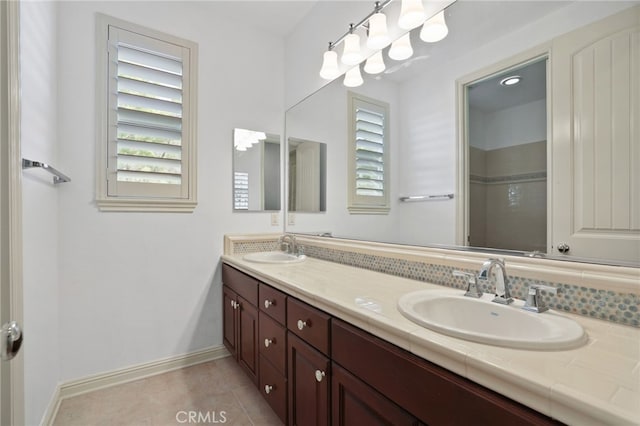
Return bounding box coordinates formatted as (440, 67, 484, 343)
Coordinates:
(467, 58, 547, 253)
(284, 1, 639, 266)
(233, 128, 281, 211)
(288, 138, 327, 212)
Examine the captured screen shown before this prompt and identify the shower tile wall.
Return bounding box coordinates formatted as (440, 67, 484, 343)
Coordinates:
(470, 141, 547, 251)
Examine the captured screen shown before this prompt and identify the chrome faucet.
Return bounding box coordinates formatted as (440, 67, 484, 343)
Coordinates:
(478, 258, 513, 305)
(279, 234, 297, 254)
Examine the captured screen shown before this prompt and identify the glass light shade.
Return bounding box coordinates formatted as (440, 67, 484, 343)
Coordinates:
(364, 51, 386, 74)
(319, 50, 341, 80)
(367, 13, 391, 49)
(420, 11, 448, 43)
(388, 33, 413, 61)
(343, 66, 364, 87)
(341, 33, 364, 65)
(398, 0, 427, 30)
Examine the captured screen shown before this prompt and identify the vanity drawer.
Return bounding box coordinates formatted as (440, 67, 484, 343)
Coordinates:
(259, 354, 287, 424)
(287, 298, 331, 355)
(259, 283, 286, 324)
(222, 264, 258, 306)
(259, 312, 286, 375)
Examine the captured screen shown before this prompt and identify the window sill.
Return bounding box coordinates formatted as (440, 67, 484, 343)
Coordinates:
(347, 206, 390, 215)
(96, 198, 197, 213)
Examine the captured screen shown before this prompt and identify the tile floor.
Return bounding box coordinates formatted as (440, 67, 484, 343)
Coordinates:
(53, 356, 283, 426)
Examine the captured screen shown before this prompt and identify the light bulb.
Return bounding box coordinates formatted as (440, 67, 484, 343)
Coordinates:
(319, 50, 340, 80)
(398, 0, 426, 30)
(343, 66, 363, 87)
(341, 33, 363, 65)
(420, 10, 448, 43)
(367, 13, 391, 49)
(364, 51, 386, 74)
(388, 33, 413, 61)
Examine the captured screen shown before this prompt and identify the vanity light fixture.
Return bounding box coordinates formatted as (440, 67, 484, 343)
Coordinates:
(367, 5, 391, 49)
(364, 50, 386, 74)
(234, 128, 266, 151)
(420, 10, 448, 43)
(344, 65, 364, 87)
(389, 33, 413, 61)
(319, 43, 341, 80)
(341, 25, 364, 65)
(398, 0, 427, 30)
(319, 0, 450, 87)
(500, 75, 522, 86)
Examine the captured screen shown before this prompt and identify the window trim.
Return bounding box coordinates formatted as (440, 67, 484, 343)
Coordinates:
(347, 91, 390, 214)
(95, 14, 198, 212)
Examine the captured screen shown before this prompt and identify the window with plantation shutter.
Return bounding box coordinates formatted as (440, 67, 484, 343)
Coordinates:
(96, 15, 198, 212)
(348, 92, 390, 214)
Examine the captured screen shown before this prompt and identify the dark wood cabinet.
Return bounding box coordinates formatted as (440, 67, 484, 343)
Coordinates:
(223, 284, 259, 386)
(288, 333, 330, 426)
(332, 363, 420, 426)
(332, 319, 560, 426)
(222, 262, 560, 426)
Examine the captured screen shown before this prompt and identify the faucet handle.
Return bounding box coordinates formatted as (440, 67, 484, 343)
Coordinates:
(523, 285, 559, 313)
(453, 270, 482, 298)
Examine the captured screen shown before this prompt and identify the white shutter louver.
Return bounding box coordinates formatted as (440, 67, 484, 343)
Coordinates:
(355, 108, 385, 197)
(348, 93, 390, 214)
(115, 41, 183, 185)
(98, 15, 197, 211)
(234, 172, 249, 210)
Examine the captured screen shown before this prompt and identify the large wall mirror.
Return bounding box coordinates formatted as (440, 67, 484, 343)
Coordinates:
(284, 1, 639, 266)
(233, 128, 281, 211)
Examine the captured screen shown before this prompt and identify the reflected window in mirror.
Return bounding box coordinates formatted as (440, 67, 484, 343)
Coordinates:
(288, 138, 327, 212)
(348, 92, 390, 214)
(232, 128, 281, 212)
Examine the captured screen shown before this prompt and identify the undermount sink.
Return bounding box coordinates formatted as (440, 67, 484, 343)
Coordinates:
(243, 251, 306, 264)
(398, 289, 587, 350)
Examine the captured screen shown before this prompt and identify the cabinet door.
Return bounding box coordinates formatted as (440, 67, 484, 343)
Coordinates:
(222, 285, 237, 358)
(551, 5, 640, 262)
(332, 363, 419, 426)
(288, 333, 330, 426)
(238, 295, 259, 386)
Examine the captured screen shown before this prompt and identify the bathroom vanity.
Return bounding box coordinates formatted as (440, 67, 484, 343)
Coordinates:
(222, 262, 558, 425)
(220, 236, 639, 426)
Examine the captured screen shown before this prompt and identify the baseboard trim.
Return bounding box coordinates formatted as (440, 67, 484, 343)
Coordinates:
(42, 345, 229, 425)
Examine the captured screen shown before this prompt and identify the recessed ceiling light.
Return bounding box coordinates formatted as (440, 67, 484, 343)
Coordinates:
(500, 75, 522, 86)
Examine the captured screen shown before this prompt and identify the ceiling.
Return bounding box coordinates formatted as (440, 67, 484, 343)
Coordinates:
(468, 58, 547, 113)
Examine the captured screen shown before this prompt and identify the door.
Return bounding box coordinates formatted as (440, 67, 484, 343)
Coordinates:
(551, 6, 640, 262)
(288, 333, 330, 426)
(1, 1, 24, 423)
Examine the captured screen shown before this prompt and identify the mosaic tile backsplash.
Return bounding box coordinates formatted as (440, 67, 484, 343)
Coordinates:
(231, 240, 639, 327)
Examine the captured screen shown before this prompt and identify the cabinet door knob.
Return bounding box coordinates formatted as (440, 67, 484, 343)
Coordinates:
(264, 299, 273, 309)
(264, 384, 273, 394)
(557, 243, 570, 254)
(297, 320, 307, 330)
(264, 338, 273, 348)
(230, 300, 239, 309)
(315, 370, 325, 382)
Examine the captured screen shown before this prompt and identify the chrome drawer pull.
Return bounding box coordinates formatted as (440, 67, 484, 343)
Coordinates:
(297, 320, 307, 330)
(264, 338, 273, 348)
(315, 370, 325, 382)
(264, 299, 273, 309)
(264, 384, 273, 394)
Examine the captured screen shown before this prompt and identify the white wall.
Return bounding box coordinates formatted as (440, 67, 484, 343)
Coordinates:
(54, 0, 284, 386)
(471, 99, 547, 151)
(20, 2, 61, 424)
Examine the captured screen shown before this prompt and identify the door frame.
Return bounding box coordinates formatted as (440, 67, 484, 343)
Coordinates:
(1, 0, 25, 424)
(455, 42, 552, 252)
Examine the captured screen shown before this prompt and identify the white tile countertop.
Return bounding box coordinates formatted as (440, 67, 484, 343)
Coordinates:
(221, 254, 640, 426)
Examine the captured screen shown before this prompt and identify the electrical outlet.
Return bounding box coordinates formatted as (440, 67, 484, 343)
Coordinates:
(288, 213, 296, 225)
(271, 213, 279, 226)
